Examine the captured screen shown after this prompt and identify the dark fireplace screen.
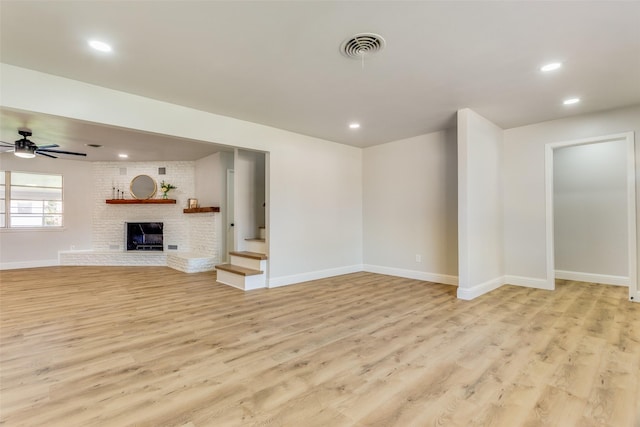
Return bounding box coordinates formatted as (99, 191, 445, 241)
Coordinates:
(126, 222, 163, 251)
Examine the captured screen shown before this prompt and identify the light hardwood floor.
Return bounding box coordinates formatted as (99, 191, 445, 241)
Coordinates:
(1, 267, 638, 426)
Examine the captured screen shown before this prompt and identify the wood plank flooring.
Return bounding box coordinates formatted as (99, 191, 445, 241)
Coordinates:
(0, 267, 638, 426)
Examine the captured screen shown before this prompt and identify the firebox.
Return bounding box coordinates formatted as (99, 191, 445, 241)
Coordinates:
(126, 222, 163, 251)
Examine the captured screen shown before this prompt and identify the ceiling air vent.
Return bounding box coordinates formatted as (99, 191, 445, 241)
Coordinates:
(340, 33, 386, 59)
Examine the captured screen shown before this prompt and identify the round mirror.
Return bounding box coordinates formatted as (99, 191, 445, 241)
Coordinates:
(130, 175, 157, 199)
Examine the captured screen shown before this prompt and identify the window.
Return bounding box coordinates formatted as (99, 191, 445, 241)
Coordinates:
(0, 171, 63, 228)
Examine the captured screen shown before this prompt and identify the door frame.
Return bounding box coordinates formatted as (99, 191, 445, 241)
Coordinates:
(544, 131, 637, 301)
(226, 168, 235, 262)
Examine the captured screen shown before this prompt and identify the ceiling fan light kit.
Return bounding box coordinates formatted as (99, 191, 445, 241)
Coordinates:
(14, 140, 36, 158)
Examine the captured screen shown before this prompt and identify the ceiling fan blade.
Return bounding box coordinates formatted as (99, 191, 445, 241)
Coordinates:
(36, 144, 60, 149)
(36, 148, 87, 157)
(36, 151, 57, 159)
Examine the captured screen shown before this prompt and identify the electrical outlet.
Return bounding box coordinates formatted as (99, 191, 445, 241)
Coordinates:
(168, 245, 178, 250)
(415, 254, 422, 262)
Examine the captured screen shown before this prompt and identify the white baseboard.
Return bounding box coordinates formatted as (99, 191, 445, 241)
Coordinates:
(362, 264, 458, 286)
(0, 259, 59, 270)
(268, 264, 363, 288)
(504, 275, 553, 290)
(456, 276, 504, 300)
(631, 290, 640, 303)
(58, 250, 166, 266)
(555, 270, 629, 287)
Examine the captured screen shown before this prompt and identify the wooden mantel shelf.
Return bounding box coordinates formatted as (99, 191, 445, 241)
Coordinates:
(106, 199, 177, 204)
(183, 207, 220, 214)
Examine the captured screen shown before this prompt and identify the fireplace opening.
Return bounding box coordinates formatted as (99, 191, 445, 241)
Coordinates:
(126, 222, 163, 251)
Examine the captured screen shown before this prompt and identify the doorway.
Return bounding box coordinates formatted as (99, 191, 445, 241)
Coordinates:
(544, 132, 637, 302)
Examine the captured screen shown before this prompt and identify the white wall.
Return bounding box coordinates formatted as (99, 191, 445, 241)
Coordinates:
(195, 151, 233, 207)
(194, 153, 220, 208)
(254, 153, 266, 229)
(195, 151, 233, 258)
(267, 138, 362, 285)
(554, 140, 628, 278)
(0, 155, 93, 268)
(504, 105, 640, 287)
(362, 129, 458, 284)
(234, 149, 265, 251)
(1, 64, 364, 285)
(457, 108, 505, 299)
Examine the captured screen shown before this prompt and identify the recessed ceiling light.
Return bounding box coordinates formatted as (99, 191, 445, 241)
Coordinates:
(118, 153, 128, 158)
(540, 62, 562, 72)
(349, 123, 361, 129)
(563, 97, 580, 105)
(88, 40, 112, 52)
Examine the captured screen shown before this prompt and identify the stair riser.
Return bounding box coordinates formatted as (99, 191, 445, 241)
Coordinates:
(245, 240, 266, 253)
(230, 256, 267, 271)
(217, 269, 266, 291)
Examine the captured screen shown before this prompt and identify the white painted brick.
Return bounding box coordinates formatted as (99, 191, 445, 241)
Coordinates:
(63, 161, 220, 267)
(167, 252, 216, 273)
(93, 161, 194, 252)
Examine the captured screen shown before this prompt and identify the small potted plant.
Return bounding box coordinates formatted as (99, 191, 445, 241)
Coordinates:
(160, 180, 177, 199)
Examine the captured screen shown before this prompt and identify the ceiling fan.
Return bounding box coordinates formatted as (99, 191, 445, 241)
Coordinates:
(0, 129, 87, 159)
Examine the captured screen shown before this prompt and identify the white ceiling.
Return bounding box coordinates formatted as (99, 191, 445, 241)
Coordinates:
(1, 1, 639, 158)
(0, 108, 232, 162)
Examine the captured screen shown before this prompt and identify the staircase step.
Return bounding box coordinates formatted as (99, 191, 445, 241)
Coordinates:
(229, 251, 268, 260)
(244, 238, 267, 257)
(215, 264, 263, 276)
